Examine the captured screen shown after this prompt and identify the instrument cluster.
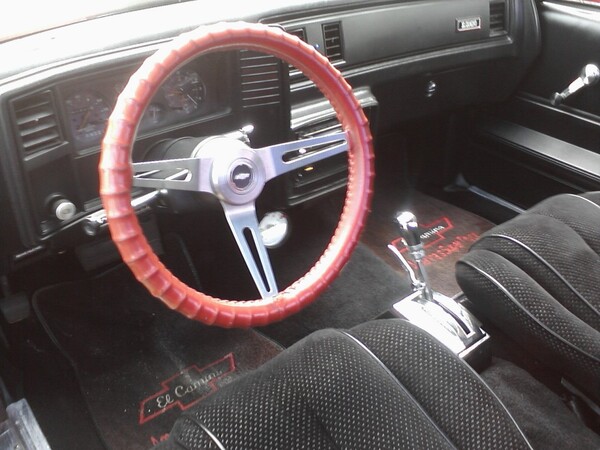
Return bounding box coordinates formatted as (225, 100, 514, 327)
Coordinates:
(62, 58, 214, 151)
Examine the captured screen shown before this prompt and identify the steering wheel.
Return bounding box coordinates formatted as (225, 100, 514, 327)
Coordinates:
(99, 22, 374, 328)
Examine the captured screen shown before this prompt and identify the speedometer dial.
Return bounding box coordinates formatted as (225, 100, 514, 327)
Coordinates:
(162, 69, 206, 114)
(65, 91, 110, 144)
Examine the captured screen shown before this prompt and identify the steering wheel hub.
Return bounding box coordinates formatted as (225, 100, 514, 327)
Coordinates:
(204, 137, 266, 205)
(230, 161, 254, 191)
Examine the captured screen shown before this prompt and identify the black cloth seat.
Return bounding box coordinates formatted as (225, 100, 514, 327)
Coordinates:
(156, 319, 530, 449)
(457, 192, 600, 404)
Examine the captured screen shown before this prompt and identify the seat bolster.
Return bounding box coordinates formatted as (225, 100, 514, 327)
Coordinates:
(457, 249, 600, 403)
(527, 192, 600, 255)
(157, 327, 459, 450)
(350, 319, 531, 450)
(471, 213, 600, 331)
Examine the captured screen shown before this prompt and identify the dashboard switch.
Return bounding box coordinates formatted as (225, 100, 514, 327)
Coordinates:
(52, 199, 77, 221)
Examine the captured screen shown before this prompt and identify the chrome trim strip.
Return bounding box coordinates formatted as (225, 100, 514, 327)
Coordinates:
(467, 185, 525, 214)
(566, 193, 600, 213)
(290, 87, 378, 131)
(182, 416, 227, 450)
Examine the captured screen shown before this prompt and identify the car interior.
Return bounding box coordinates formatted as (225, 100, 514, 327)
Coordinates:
(0, 0, 600, 448)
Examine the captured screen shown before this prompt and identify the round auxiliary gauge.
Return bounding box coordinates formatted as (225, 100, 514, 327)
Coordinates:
(162, 69, 206, 114)
(259, 211, 290, 249)
(65, 91, 110, 144)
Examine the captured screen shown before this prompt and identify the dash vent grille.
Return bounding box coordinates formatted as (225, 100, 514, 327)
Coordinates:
(239, 50, 283, 109)
(490, 0, 507, 35)
(288, 27, 306, 43)
(13, 91, 63, 154)
(322, 22, 344, 63)
(286, 27, 309, 83)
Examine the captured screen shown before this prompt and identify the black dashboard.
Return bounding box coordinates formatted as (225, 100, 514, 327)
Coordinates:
(0, 0, 540, 274)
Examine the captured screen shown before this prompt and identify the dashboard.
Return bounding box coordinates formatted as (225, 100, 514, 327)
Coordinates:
(0, 0, 540, 274)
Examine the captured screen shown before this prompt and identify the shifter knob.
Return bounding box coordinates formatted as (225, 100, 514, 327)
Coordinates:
(394, 210, 432, 300)
(395, 211, 421, 248)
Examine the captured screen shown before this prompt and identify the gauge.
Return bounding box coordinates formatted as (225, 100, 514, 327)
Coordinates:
(65, 91, 111, 144)
(259, 212, 290, 249)
(142, 103, 165, 126)
(162, 69, 206, 114)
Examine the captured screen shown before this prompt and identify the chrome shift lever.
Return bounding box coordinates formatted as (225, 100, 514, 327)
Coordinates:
(394, 211, 433, 300)
(388, 210, 489, 359)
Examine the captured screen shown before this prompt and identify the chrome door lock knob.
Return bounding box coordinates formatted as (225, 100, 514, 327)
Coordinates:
(551, 63, 600, 106)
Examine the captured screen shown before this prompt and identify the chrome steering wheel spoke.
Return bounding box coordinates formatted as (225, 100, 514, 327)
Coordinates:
(131, 131, 348, 300)
(222, 202, 279, 299)
(259, 131, 348, 181)
(132, 157, 212, 193)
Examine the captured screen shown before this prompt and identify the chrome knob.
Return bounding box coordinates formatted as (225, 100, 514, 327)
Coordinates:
(393, 211, 432, 300)
(395, 211, 421, 248)
(581, 64, 600, 86)
(551, 63, 600, 106)
(52, 199, 76, 221)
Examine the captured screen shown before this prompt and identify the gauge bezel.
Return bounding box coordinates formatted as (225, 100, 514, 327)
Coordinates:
(64, 90, 111, 145)
(161, 68, 207, 115)
(58, 52, 231, 153)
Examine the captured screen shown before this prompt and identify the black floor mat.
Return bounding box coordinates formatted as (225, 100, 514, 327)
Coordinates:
(32, 237, 281, 450)
(260, 242, 412, 347)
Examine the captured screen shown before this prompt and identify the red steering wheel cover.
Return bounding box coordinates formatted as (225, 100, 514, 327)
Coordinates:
(100, 22, 374, 328)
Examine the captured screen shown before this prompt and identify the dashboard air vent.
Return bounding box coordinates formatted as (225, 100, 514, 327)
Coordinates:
(239, 50, 282, 108)
(286, 27, 308, 83)
(489, 1, 507, 35)
(322, 22, 344, 64)
(13, 91, 63, 154)
(288, 27, 306, 43)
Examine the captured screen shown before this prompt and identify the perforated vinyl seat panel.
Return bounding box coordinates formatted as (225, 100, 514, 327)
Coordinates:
(457, 192, 600, 403)
(156, 319, 530, 449)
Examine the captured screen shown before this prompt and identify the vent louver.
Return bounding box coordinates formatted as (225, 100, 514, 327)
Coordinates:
(239, 50, 282, 108)
(13, 91, 63, 154)
(286, 27, 308, 82)
(322, 22, 344, 64)
(490, 1, 507, 35)
(288, 27, 306, 43)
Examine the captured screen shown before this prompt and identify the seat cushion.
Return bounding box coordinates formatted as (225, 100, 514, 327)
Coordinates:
(457, 192, 600, 403)
(156, 319, 530, 449)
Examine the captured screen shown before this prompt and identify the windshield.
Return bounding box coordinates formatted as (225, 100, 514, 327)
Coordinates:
(0, 0, 184, 43)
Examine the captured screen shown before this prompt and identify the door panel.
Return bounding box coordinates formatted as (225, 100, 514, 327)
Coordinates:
(523, 2, 600, 119)
(462, 1, 600, 209)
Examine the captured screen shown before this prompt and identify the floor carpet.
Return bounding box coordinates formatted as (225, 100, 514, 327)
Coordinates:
(32, 236, 281, 449)
(482, 358, 600, 449)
